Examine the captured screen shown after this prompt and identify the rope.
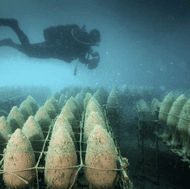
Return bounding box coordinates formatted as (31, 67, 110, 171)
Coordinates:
(159, 110, 190, 122)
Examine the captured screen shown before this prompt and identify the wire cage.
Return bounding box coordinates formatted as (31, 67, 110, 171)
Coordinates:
(0, 98, 132, 189)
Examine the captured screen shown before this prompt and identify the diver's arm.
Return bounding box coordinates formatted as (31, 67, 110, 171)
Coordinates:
(87, 51, 100, 69)
(79, 51, 100, 69)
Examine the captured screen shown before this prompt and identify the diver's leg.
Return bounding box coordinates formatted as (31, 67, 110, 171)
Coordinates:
(0, 38, 23, 50)
(0, 38, 49, 59)
(0, 18, 30, 46)
(0, 38, 15, 47)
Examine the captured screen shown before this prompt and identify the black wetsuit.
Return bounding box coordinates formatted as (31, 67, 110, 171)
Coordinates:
(0, 19, 100, 70)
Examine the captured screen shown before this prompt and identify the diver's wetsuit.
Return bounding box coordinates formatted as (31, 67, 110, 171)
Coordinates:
(0, 18, 100, 70)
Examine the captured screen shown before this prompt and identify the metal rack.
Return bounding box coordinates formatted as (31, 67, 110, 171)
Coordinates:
(136, 109, 160, 188)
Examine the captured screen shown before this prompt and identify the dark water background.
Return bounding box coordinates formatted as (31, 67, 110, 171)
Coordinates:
(0, 0, 190, 91)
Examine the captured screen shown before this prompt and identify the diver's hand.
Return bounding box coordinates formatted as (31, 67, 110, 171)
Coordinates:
(90, 51, 100, 58)
(87, 51, 100, 70)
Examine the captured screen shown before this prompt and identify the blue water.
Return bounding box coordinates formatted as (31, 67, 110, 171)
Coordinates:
(0, 0, 190, 92)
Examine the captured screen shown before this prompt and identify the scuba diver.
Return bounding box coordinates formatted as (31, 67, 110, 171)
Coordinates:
(0, 18, 100, 75)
